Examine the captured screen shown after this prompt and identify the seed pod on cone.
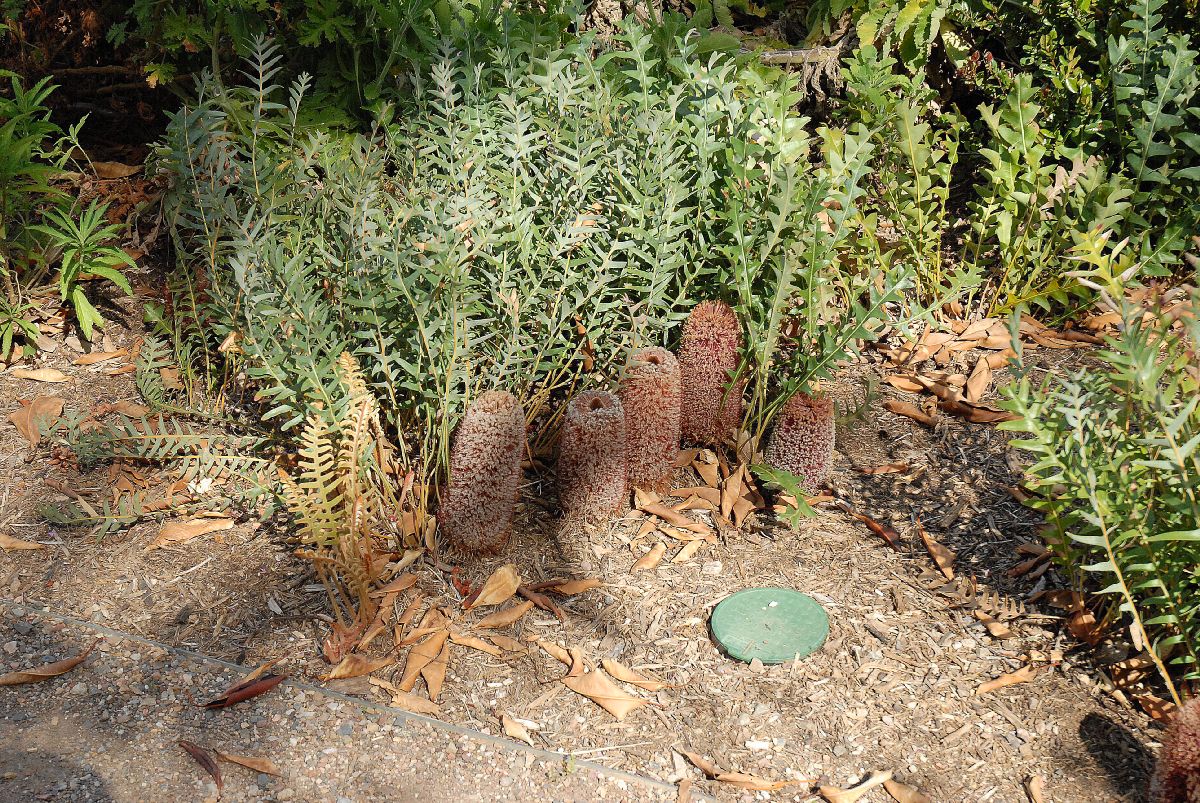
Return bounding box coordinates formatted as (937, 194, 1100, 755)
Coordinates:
(678, 300, 744, 445)
(439, 390, 526, 554)
(619, 347, 681, 491)
(558, 391, 628, 522)
(1151, 696, 1200, 803)
(763, 392, 835, 495)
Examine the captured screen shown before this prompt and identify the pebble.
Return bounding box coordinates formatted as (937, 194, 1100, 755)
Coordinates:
(2, 641, 16, 655)
(70, 682, 88, 696)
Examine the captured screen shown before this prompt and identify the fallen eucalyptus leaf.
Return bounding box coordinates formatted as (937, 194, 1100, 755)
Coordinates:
(0, 532, 45, 551)
(601, 658, 672, 692)
(819, 770, 893, 803)
(0, 639, 100, 685)
(467, 564, 520, 609)
(475, 600, 534, 629)
(631, 542, 666, 573)
(884, 777, 932, 803)
(178, 741, 222, 794)
(10, 368, 69, 383)
(501, 712, 536, 747)
(562, 670, 650, 720)
(148, 516, 234, 550)
(213, 750, 281, 777)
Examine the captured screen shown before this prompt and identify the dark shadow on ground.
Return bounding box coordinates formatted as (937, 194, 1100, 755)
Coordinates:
(1079, 711, 1156, 803)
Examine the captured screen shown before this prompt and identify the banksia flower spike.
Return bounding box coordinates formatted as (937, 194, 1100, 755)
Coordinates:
(439, 390, 526, 554)
(558, 390, 628, 522)
(763, 392, 835, 495)
(619, 346, 681, 491)
(678, 300, 744, 444)
(1151, 696, 1200, 803)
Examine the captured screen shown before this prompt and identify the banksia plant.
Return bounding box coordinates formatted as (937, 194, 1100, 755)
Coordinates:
(763, 392, 835, 495)
(1151, 696, 1200, 803)
(558, 391, 628, 522)
(679, 300, 744, 444)
(439, 391, 526, 554)
(619, 347, 681, 491)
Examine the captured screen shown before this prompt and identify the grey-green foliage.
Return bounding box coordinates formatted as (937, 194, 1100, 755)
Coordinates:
(157, 27, 835, 482)
(1003, 256, 1200, 701)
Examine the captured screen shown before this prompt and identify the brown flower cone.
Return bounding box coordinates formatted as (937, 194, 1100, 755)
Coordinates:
(763, 392, 835, 495)
(1151, 696, 1200, 803)
(558, 391, 628, 522)
(678, 300, 743, 444)
(619, 347, 681, 491)
(439, 390, 526, 554)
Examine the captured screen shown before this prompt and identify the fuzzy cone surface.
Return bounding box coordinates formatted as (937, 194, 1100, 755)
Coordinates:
(764, 392, 835, 495)
(678, 300, 743, 444)
(619, 346, 681, 490)
(439, 390, 526, 554)
(558, 390, 628, 522)
(1152, 696, 1200, 803)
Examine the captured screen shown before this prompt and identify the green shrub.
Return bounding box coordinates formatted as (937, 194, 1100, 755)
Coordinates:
(0, 73, 134, 354)
(1003, 249, 1200, 702)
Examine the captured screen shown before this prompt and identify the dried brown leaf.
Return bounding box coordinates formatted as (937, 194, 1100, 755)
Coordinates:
(372, 573, 418, 596)
(858, 462, 912, 475)
(882, 400, 937, 428)
(671, 539, 705, 563)
(213, 750, 281, 776)
(10, 368, 69, 383)
(0, 532, 45, 551)
(631, 542, 666, 573)
(320, 653, 395, 681)
(562, 670, 650, 720)
(917, 522, 955, 580)
(178, 741, 222, 794)
(449, 631, 502, 657)
(601, 659, 672, 691)
(0, 639, 100, 685)
(475, 600, 534, 629)
(839, 503, 901, 550)
(501, 713, 536, 747)
(716, 772, 796, 791)
(937, 398, 1018, 424)
(1024, 775, 1047, 803)
(549, 578, 602, 595)
(884, 778, 932, 803)
(692, 457, 721, 488)
(148, 516, 235, 550)
(7, 396, 65, 447)
(487, 634, 527, 653)
(422, 640, 450, 701)
(399, 629, 449, 692)
(92, 161, 141, 179)
(203, 674, 286, 708)
(819, 770, 893, 802)
(539, 640, 572, 666)
(670, 486, 722, 506)
(679, 749, 721, 778)
(976, 665, 1039, 695)
(883, 375, 925, 393)
(965, 358, 992, 403)
(467, 563, 520, 609)
(974, 610, 1013, 639)
(641, 503, 711, 534)
(73, 349, 127, 366)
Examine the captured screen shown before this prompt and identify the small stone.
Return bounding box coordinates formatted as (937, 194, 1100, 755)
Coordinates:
(257, 774, 273, 788)
(337, 721, 353, 737)
(70, 682, 88, 696)
(278, 789, 295, 801)
(2, 642, 16, 655)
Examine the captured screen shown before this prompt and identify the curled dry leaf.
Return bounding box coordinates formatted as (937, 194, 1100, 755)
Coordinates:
(917, 522, 955, 580)
(518, 586, 566, 621)
(859, 462, 911, 475)
(937, 398, 1018, 424)
(1024, 775, 1048, 803)
(641, 503, 711, 534)
(91, 160, 141, 179)
(487, 634, 527, 653)
(539, 640, 572, 666)
(549, 578, 602, 595)
(399, 629, 450, 692)
(562, 670, 650, 720)
(837, 503, 901, 550)
(475, 600, 534, 629)
(467, 563, 520, 609)
(976, 664, 1039, 696)
(73, 349, 127, 366)
(883, 374, 925, 393)
(974, 610, 1013, 639)
(883, 400, 937, 428)
(320, 653, 396, 681)
(501, 713, 536, 747)
(672, 539, 705, 563)
(819, 770, 893, 803)
(422, 640, 451, 701)
(0, 532, 45, 551)
(371, 573, 418, 596)
(203, 673, 286, 709)
(10, 368, 70, 383)
(8, 395, 65, 447)
(449, 631, 502, 657)
(601, 659, 672, 692)
(671, 486, 722, 506)
(213, 750, 281, 777)
(965, 358, 992, 403)
(178, 741, 222, 794)
(148, 516, 235, 550)
(631, 542, 666, 573)
(369, 678, 442, 715)
(0, 638, 100, 685)
(680, 749, 721, 778)
(714, 772, 796, 791)
(883, 777, 932, 803)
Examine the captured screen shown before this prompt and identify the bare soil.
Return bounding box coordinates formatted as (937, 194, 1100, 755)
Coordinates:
(0, 292, 1165, 802)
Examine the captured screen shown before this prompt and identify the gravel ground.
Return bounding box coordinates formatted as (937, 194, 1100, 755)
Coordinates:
(0, 603, 682, 803)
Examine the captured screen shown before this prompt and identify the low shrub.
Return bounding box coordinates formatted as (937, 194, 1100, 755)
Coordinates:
(1003, 253, 1200, 699)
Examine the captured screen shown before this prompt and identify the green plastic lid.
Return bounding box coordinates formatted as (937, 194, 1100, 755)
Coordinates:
(710, 588, 829, 664)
